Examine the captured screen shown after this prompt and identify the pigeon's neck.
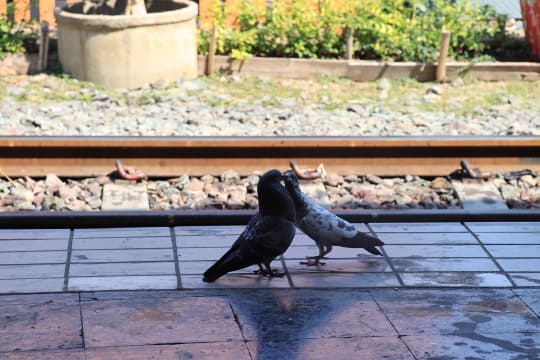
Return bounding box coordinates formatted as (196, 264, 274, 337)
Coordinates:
(259, 183, 296, 222)
(285, 183, 311, 211)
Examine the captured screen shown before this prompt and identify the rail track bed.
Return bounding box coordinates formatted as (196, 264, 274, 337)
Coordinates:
(1, 136, 539, 227)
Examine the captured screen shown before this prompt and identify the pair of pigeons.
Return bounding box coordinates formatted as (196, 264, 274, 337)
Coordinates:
(203, 169, 384, 282)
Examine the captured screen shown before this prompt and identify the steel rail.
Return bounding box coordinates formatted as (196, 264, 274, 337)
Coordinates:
(1, 136, 540, 177)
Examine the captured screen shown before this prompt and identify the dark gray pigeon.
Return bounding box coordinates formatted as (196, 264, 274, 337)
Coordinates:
(203, 169, 296, 282)
(283, 170, 384, 266)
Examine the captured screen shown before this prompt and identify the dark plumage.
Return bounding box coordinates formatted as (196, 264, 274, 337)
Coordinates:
(203, 169, 296, 282)
(283, 171, 384, 266)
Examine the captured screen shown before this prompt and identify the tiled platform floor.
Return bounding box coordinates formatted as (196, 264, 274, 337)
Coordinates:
(1, 221, 540, 293)
(0, 289, 539, 359)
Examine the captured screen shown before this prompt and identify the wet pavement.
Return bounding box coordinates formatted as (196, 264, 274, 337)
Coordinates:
(1, 222, 540, 358)
(0, 288, 539, 359)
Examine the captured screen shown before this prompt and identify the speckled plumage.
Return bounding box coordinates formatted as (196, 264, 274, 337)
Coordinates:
(283, 171, 384, 265)
(203, 169, 296, 282)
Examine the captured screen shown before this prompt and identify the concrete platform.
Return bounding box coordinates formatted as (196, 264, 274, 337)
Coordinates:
(0, 222, 539, 359)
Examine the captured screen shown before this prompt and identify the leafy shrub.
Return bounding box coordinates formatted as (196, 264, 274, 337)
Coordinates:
(198, 0, 508, 62)
(0, 17, 25, 59)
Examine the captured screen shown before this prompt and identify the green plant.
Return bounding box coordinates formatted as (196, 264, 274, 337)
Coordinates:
(0, 17, 25, 58)
(197, 0, 510, 63)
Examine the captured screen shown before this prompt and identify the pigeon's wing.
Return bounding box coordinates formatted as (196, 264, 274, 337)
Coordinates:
(299, 205, 383, 253)
(230, 214, 261, 249)
(298, 204, 357, 242)
(203, 214, 295, 282)
(203, 214, 263, 282)
(248, 216, 296, 261)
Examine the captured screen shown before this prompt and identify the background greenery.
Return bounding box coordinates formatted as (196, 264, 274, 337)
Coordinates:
(198, 0, 525, 62)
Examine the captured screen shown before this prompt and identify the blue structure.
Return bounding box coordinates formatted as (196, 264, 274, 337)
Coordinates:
(476, 0, 521, 19)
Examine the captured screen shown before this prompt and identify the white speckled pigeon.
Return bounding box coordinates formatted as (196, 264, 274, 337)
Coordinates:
(203, 169, 296, 282)
(283, 170, 384, 266)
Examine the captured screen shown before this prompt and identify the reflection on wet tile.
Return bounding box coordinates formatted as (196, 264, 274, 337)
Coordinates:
(498, 259, 540, 272)
(466, 222, 540, 233)
(229, 289, 396, 341)
(283, 246, 381, 259)
(0, 299, 82, 352)
(385, 245, 488, 258)
(0, 229, 70, 240)
(509, 273, 540, 287)
(68, 276, 177, 291)
(75, 227, 170, 237)
(85, 342, 251, 360)
(404, 333, 540, 360)
(485, 245, 540, 258)
(179, 261, 260, 275)
(181, 274, 290, 289)
(400, 272, 511, 287)
(290, 272, 399, 288)
(0, 239, 68, 251)
(178, 247, 229, 261)
(0, 278, 64, 294)
(378, 232, 477, 244)
(70, 262, 175, 277)
(513, 289, 540, 317)
(71, 249, 173, 263)
(0, 349, 85, 359)
(0, 264, 65, 279)
(0, 293, 78, 306)
(372, 289, 540, 335)
(392, 258, 499, 272)
(174, 226, 245, 236)
(82, 296, 244, 347)
(0, 251, 66, 265)
(370, 222, 466, 233)
(72, 237, 171, 250)
(476, 232, 540, 244)
(246, 336, 414, 360)
(285, 258, 392, 273)
(176, 234, 239, 248)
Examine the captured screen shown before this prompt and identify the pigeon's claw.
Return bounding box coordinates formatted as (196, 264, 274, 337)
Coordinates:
(253, 265, 285, 277)
(305, 255, 328, 260)
(300, 257, 326, 266)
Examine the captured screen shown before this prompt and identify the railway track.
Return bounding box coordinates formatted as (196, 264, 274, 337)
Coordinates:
(1, 136, 540, 177)
(1, 135, 540, 228)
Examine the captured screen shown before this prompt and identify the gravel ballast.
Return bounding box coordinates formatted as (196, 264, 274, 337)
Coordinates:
(1, 74, 539, 212)
(1, 74, 539, 137)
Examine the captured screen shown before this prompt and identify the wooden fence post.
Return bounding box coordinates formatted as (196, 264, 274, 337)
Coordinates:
(345, 27, 354, 60)
(14, 0, 31, 23)
(198, 0, 214, 29)
(436, 29, 451, 82)
(39, 0, 55, 26)
(206, 23, 217, 75)
(38, 21, 50, 71)
(0, 0, 7, 18)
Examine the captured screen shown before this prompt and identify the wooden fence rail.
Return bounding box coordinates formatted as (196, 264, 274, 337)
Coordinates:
(0, 0, 78, 26)
(0, 0, 261, 28)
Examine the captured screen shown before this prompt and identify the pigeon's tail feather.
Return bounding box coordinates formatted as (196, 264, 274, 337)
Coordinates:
(364, 246, 383, 256)
(202, 249, 254, 282)
(339, 232, 384, 256)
